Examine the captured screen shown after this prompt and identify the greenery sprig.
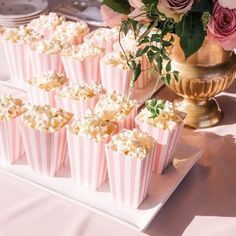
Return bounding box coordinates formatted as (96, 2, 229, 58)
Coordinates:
(145, 98, 165, 118)
(103, 0, 213, 89)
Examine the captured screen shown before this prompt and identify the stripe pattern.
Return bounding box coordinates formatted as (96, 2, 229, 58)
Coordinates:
(55, 94, 100, 119)
(135, 55, 150, 89)
(29, 49, 65, 75)
(100, 60, 132, 96)
(2, 39, 32, 84)
(61, 55, 102, 84)
(0, 118, 25, 164)
(27, 83, 57, 107)
(67, 131, 109, 190)
(105, 147, 155, 208)
(115, 106, 137, 133)
(135, 117, 184, 174)
(20, 126, 68, 176)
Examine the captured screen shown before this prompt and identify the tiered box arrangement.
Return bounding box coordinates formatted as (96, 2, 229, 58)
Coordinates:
(0, 13, 185, 208)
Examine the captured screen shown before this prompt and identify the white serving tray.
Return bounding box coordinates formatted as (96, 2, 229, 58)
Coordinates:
(0, 144, 203, 232)
(0, 81, 203, 231)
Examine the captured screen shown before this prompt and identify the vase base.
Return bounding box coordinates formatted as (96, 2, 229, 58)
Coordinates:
(174, 98, 222, 129)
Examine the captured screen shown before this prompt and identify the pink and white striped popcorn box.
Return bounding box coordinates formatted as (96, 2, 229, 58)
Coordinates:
(135, 117, 184, 174)
(115, 106, 137, 133)
(84, 30, 118, 53)
(2, 39, 32, 84)
(105, 146, 155, 208)
(135, 55, 150, 89)
(100, 61, 132, 96)
(0, 118, 25, 164)
(61, 55, 102, 84)
(29, 49, 65, 75)
(26, 81, 67, 107)
(84, 37, 114, 53)
(20, 126, 68, 176)
(67, 132, 111, 190)
(112, 42, 149, 89)
(55, 94, 100, 119)
(26, 83, 56, 107)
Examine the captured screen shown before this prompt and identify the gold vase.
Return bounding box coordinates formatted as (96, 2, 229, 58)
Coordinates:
(167, 37, 236, 129)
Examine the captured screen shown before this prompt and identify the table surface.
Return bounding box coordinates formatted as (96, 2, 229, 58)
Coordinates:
(0, 1, 236, 235)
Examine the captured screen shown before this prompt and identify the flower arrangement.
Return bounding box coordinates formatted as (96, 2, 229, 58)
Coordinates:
(101, 0, 236, 87)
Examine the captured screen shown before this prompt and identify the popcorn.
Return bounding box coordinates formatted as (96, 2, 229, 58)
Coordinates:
(31, 38, 63, 54)
(21, 105, 72, 132)
(53, 20, 89, 44)
(57, 82, 104, 101)
(91, 92, 137, 122)
(61, 42, 103, 60)
(3, 26, 41, 44)
(28, 12, 65, 31)
(85, 27, 119, 44)
(28, 71, 68, 91)
(137, 100, 182, 130)
(113, 30, 139, 53)
(101, 51, 129, 69)
(68, 116, 115, 141)
(102, 51, 140, 70)
(0, 95, 26, 121)
(106, 129, 155, 159)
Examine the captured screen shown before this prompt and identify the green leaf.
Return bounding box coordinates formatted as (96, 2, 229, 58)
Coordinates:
(174, 73, 179, 81)
(177, 13, 206, 59)
(121, 21, 129, 35)
(138, 37, 150, 45)
(145, 99, 165, 119)
(166, 74, 171, 84)
(151, 45, 160, 52)
(131, 63, 141, 87)
(166, 61, 171, 72)
(136, 48, 143, 57)
(157, 56, 163, 74)
(102, 0, 130, 14)
(147, 50, 155, 62)
(191, 0, 213, 13)
(151, 34, 160, 42)
(136, 46, 150, 57)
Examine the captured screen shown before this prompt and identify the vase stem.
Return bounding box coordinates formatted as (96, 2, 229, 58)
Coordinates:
(174, 97, 222, 129)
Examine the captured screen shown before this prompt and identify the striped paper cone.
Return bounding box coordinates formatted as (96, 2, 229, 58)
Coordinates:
(112, 42, 149, 89)
(105, 146, 155, 208)
(0, 118, 25, 164)
(55, 94, 100, 119)
(27, 83, 58, 107)
(84, 32, 116, 53)
(61, 55, 101, 84)
(20, 126, 68, 176)
(135, 117, 184, 174)
(100, 60, 132, 96)
(135, 56, 150, 89)
(115, 106, 137, 133)
(29, 49, 65, 75)
(67, 131, 110, 190)
(2, 39, 32, 84)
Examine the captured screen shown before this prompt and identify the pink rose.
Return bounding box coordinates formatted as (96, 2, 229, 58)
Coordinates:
(100, 5, 127, 28)
(207, 2, 236, 50)
(128, 0, 144, 9)
(128, 0, 149, 23)
(218, 0, 236, 9)
(157, 0, 194, 22)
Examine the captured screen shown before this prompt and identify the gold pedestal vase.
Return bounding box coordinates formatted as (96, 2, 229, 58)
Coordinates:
(167, 38, 236, 129)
